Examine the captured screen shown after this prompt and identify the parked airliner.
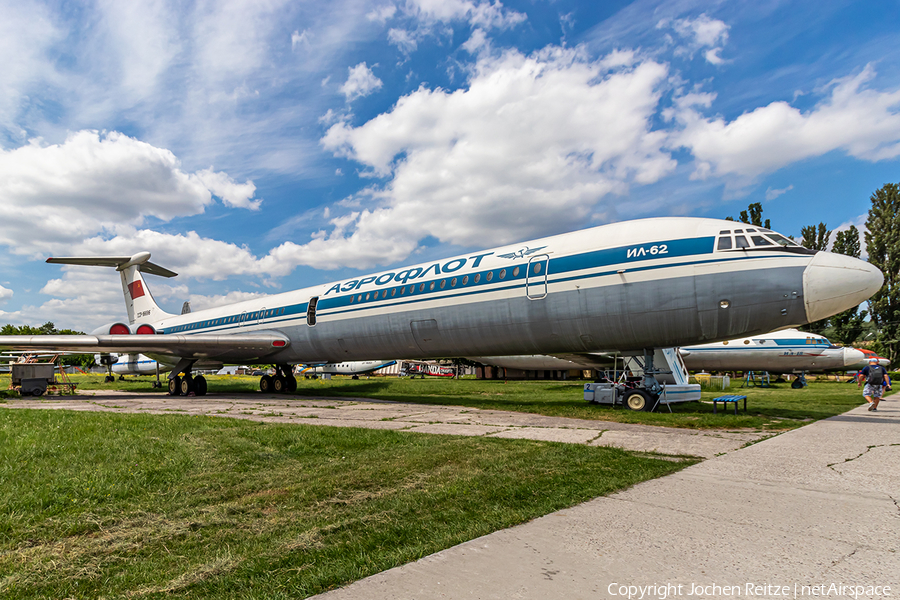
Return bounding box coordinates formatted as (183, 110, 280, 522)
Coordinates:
(299, 360, 396, 378)
(473, 330, 888, 377)
(679, 328, 887, 373)
(0, 218, 883, 407)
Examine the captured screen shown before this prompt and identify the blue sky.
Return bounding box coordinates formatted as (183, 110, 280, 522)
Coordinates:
(1, 0, 899, 330)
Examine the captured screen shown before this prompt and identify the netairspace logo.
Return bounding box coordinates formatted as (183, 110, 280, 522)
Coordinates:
(606, 582, 892, 599)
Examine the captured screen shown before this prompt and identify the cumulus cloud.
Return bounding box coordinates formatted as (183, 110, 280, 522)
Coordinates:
(0, 130, 259, 257)
(313, 46, 675, 267)
(0, 284, 12, 302)
(660, 13, 729, 65)
(194, 167, 260, 209)
(189, 290, 270, 311)
(673, 65, 900, 181)
(340, 63, 383, 102)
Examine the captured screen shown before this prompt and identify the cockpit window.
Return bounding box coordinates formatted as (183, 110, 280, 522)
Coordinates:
(715, 228, 811, 253)
(766, 233, 798, 247)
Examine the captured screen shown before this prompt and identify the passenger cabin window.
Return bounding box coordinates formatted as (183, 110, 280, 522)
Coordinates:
(307, 296, 319, 327)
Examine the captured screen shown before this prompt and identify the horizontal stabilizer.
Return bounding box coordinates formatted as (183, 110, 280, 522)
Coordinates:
(47, 252, 177, 278)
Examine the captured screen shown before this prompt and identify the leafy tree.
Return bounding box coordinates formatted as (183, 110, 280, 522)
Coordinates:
(829, 226, 868, 345)
(865, 183, 900, 365)
(800, 222, 831, 251)
(728, 202, 770, 228)
(740, 202, 771, 229)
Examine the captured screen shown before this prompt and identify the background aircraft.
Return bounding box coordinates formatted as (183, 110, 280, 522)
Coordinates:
(403, 361, 456, 378)
(679, 329, 888, 373)
(0, 217, 883, 409)
(298, 360, 396, 379)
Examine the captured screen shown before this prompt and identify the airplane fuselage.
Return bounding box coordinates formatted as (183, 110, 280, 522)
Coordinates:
(139, 218, 879, 366)
(680, 329, 870, 373)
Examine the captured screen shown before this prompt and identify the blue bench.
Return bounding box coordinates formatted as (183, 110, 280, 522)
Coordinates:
(713, 395, 747, 415)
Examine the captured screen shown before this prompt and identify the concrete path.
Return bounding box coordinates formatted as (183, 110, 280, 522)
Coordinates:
(312, 399, 900, 600)
(2, 390, 765, 458)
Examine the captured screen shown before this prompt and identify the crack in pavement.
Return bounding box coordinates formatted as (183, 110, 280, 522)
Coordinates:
(827, 443, 900, 471)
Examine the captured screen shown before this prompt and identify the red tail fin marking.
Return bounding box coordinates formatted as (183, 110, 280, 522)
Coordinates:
(128, 281, 145, 299)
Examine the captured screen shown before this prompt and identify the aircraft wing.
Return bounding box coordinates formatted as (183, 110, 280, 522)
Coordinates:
(0, 332, 289, 362)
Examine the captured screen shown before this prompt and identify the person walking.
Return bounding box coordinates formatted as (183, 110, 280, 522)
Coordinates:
(858, 357, 891, 411)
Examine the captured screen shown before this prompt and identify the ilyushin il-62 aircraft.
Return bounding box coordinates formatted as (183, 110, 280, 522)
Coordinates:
(0, 218, 883, 405)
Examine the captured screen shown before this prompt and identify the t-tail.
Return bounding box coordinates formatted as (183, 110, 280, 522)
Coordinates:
(46, 252, 177, 324)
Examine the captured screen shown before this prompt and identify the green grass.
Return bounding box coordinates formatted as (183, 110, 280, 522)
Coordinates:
(2, 373, 880, 430)
(0, 409, 692, 599)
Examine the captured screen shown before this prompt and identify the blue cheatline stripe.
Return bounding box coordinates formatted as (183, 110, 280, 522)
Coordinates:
(773, 339, 830, 346)
(160, 235, 803, 334)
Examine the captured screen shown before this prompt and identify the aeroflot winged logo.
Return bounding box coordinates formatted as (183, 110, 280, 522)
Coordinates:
(497, 246, 547, 260)
(324, 251, 499, 296)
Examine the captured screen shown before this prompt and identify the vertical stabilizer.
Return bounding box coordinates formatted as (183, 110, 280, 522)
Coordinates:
(118, 265, 174, 324)
(46, 252, 178, 325)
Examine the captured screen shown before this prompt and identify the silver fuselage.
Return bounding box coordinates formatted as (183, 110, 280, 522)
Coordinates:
(680, 329, 867, 373)
(140, 217, 880, 365)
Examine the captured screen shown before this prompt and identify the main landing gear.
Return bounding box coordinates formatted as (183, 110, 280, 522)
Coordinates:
(259, 364, 297, 394)
(168, 373, 207, 396)
(167, 358, 207, 396)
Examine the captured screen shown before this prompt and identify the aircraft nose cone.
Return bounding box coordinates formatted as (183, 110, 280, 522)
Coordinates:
(803, 252, 883, 323)
(842, 347, 868, 369)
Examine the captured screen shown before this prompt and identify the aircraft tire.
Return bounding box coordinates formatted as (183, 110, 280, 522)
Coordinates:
(180, 375, 194, 396)
(260, 375, 273, 393)
(273, 376, 285, 393)
(168, 376, 181, 396)
(791, 378, 803, 389)
(624, 389, 651, 411)
(194, 375, 207, 396)
(286, 375, 297, 392)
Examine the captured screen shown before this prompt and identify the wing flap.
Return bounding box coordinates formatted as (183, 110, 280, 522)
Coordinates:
(0, 332, 290, 362)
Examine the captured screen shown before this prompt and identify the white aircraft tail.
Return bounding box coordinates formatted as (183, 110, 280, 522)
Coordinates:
(46, 252, 177, 324)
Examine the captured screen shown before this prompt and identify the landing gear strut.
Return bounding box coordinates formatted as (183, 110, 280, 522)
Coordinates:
(260, 364, 297, 394)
